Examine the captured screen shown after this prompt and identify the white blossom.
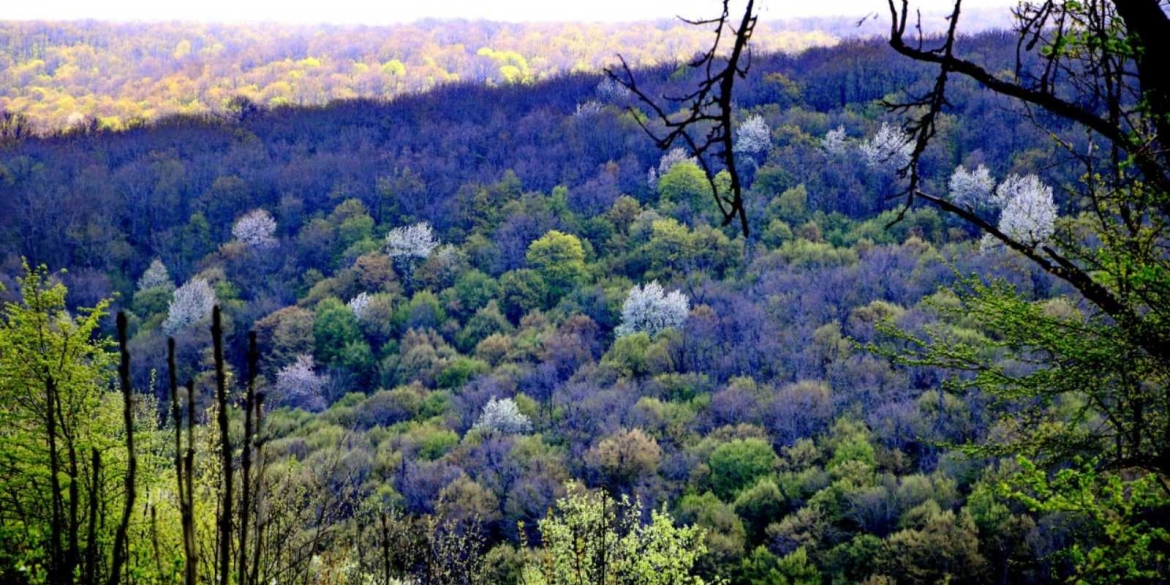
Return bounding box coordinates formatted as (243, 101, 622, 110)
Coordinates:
(275, 354, 328, 412)
(348, 292, 372, 322)
(596, 76, 633, 102)
(995, 174, 1057, 246)
(733, 114, 771, 155)
(163, 278, 216, 334)
(615, 281, 690, 338)
(948, 165, 995, 208)
(231, 209, 278, 250)
(137, 258, 174, 292)
(647, 167, 659, 191)
(386, 222, 440, 260)
(859, 122, 913, 172)
(472, 397, 532, 435)
(822, 126, 848, 156)
(574, 101, 605, 117)
(657, 148, 696, 176)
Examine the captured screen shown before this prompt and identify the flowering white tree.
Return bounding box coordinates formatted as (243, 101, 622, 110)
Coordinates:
(231, 209, 278, 250)
(596, 76, 633, 102)
(163, 278, 216, 334)
(995, 174, 1057, 246)
(386, 222, 440, 260)
(822, 126, 848, 156)
(657, 148, 697, 176)
(858, 122, 913, 172)
(347, 292, 372, 322)
(137, 258, 174, 292)
(274, 354, 328, 412)
(472, 397, 532, 435)
(733, 114, 771, 155)
(647, 167, 659, 191)
(615, 281, 690, 338)
(574, 101, 605, 117)
(948, 165, 995, 208)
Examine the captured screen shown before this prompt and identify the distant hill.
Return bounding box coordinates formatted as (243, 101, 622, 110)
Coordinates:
(0, 9, 1014, 132)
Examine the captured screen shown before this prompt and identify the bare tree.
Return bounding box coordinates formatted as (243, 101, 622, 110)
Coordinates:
(883, 0, 1170, 360)
(881, 0, 1170, 474)
(608, 0, 758, 236)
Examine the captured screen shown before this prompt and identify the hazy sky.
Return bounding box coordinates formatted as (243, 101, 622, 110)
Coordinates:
(0, 0, 1019, 24)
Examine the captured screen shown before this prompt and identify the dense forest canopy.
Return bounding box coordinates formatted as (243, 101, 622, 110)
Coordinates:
(0, 10, 1016, 132)
(1, 2, 1168, 584)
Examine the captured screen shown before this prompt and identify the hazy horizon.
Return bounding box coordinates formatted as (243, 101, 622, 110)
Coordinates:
(0, 0, 1017, 25)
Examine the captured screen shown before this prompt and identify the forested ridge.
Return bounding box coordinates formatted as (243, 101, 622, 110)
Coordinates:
(0, 10, 1020, 133)
(1, 12, 1168, 585)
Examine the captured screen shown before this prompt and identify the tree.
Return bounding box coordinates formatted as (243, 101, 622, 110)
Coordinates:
(857, 122, 912, 173)
(313, 297, 363, 366)
(0, 265, 118, 585)
(585, 428, 662, 489)
(615, 281, 689, 338)
(472, 397, 532, 435)
(658, 147, 697, 176)
(231, 209, 278, 250)
(608, 0, 759, 235)
(657, 161, 712, 216)
(999, 456, 1170, 584)
(708, 438, 776, 501)
(347, 292, 372, 322)
(137, 258, 174, 291)
(737, 546, 821, 585)
(821, 126, 848, 157)
(880, 0, 1170, 478)
(386, 221, 439, 261)
(992, 174, 1057, 247)
(733, 114, 771, 156)
(274, 354, 328, 411)
(879, 503, 988, 585)
(523, 483, 709, 585)
(526, 230, 586, 302)
(947, 165, 993, 210)
(163, 277, 216, 334)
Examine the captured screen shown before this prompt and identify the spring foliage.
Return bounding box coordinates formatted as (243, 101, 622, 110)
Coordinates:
(274, 354, 328, 411)
(523, 484, 709, 585)
(733, 114, 771, 155)
(386, 222, 440, 260)
(231, 208, 278, 250)
(859, 122, 913, 172)
(993, 174, 1057, 246)
(163, 277, 216, 334)
(136, 258, 174, 291)
(472, 396, 532, 435)
(615, 281, 690, 338)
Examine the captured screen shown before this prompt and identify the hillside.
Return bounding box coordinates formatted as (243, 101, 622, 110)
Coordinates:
(2, 16, 1167, 585)
(0, 9, 1019, 132)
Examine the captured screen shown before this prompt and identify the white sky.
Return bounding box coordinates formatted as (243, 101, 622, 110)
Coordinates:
(0, 0, 1019, 24)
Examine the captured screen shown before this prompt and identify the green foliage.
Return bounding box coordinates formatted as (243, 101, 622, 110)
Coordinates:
(676, 491, 748, 577)
(499, 269, 546, 322)
(771, 184, 808, 223)
(1000, 457, 1170, 584)
(526, 230, 587, 303)
(734, 478, 787, 542)
(524, 483, 709, 585)
(0, 264, 148, 585)
(737, 546, 821, 585)
(657, 161, 711, 215)
(875, 274, 1167, 471)
(708, 439, 778, 501)
(313, 296, 363, 365)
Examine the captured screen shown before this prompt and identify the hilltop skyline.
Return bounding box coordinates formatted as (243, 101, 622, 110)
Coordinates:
(1, 0, 1017, 24)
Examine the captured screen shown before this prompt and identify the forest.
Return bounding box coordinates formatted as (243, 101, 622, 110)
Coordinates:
(1, 1, 1168, 584)
(0, 8, 1018, 133)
